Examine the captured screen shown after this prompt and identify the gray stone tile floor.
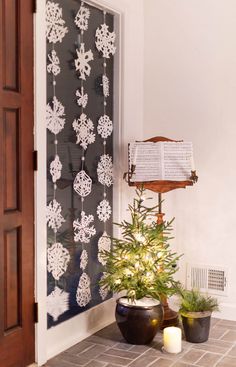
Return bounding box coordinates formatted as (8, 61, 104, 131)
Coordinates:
(45, 318, 236, 367)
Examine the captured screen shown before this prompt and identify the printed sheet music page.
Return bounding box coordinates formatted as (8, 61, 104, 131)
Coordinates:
(129, 141, 193, 182)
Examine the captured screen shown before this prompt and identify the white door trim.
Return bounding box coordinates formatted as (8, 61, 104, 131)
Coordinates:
(34, 0, 47, 365)
(34, 0, 123, 365)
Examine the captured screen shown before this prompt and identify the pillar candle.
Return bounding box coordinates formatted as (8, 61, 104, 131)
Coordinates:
(163, 327, 182, 354)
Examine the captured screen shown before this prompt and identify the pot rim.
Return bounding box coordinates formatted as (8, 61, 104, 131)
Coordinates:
(181, 310, 212, 318)
(116, 297, 161, 310)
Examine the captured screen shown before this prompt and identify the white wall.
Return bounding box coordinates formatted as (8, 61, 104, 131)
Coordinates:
(144, 0, 236, 319)
(35, 0, 144, 364)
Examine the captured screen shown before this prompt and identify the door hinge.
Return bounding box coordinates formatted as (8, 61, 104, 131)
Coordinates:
(33, 0, 37, 13)
(34, 302, 39, 323)
(33, 150, 38, 171)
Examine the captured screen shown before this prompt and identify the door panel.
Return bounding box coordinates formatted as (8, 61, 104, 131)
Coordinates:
(0, 0, 35, 366)
(3, 108, 20, 212)
(2, 0, 19, 91)
(4, 227, 21, 332)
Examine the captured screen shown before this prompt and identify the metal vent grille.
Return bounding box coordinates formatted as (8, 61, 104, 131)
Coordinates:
(187, 264, 228, 296)
(208, 269, 225, 291)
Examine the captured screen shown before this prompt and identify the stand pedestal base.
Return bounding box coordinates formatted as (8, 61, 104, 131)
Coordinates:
(161, 301, 179, 329)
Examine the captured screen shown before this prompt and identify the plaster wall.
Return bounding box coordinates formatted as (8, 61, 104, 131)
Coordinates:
(143, 0, 236, 319)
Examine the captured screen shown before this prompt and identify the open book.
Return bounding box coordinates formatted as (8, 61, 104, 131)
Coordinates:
(129, 141, 194, 182)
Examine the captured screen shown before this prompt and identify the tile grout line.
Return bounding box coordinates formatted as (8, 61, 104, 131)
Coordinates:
(74, 343, 98, 357)
(127, 346, 161, 367)
(212, 339, 236, 367)
(218, 329, 232, 340)
(168, 342, 199, 367)
(192, 350, 207, 366)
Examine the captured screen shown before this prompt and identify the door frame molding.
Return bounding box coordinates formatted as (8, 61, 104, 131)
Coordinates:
(34, 0, 47, 365)
(34, 0, 123, 365)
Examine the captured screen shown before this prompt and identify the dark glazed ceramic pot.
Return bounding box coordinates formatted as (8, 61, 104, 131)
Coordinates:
(115, 297, 163, 345)
(181, 311, 211, 343)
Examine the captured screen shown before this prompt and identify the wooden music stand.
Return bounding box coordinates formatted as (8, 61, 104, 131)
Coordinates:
(124, 136, 198, 328)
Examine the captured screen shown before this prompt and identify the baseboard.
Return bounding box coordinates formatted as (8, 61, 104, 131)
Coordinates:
(46, 297, 116, 361)
(212, 302, 236, 321)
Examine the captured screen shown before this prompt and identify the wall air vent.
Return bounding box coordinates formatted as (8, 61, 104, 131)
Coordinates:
(186, 263, 228, 296)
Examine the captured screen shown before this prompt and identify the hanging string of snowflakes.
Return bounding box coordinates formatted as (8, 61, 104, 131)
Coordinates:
(73, 2, 96, 308)
(45, 1, 70, 322)
(95, 11, 116, 301)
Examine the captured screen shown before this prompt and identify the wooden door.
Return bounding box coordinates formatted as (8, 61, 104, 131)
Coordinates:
(0, 0, 35, 366)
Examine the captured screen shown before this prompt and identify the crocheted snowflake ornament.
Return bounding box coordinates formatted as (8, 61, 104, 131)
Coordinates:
(97, 154, 113, 187)
(46, 1, 68, 43)
(98, 231, 111, 265)
(76, 87, 88, 109)
(47, 286, 69, 321)
(97, 115, 113, 139)
(46, 96, 66, 135)
(46, 199, 65, 232)
(72, 113, 95, 150)
(74, 4, 90, 31)
(73, 211, 96, 243)
(47, 49, 60, 76)
(75, 43, 94, 80)
(102, 75, 110, 97)
(99, 273, 109, 300)
(47, 242, 70, 280)
(50, 154, 62, 183)
(97, 199, 112, 222)
(95, 23, 116, 58)
(76, 272, 91, 307)
(73, 170, 92, 197)
(80, 249, 88, 271)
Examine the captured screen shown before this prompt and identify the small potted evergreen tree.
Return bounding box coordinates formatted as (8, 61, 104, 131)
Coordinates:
(178, 288, 219, 343)
(100, 187, 181, 344)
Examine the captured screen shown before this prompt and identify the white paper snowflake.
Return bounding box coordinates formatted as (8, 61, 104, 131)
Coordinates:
(47, 242, 70, 280)
(76, 272, 91, 307)
(99, 273, 109, 300)
(47, 49, 61, 75)
(74, 4, 90, 31)
(46, 1, 68, 43)
(76, 87, 88, 108)
(47, 286, 69, 321)
(97, 154, 113, 187)
(46, 96, 66, 135)
(97, 115, 113, 139)
(80, 249, 88, 271)
(50, 154, 62, 183)
(98, 231, 111, 265)
(102, 75, 110, 97)
(73, 170, 92, 197)
(73, 211, 96, 243)
(46, 199, 65, 232)
(95, 23, 116, 58)
(75, 43, 94, 80)
(97, 199, 112, 222)
(72, 113, 95, 150)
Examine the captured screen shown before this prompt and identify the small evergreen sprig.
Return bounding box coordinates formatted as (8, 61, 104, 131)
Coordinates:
(178, 288, 219, 314)
(100, 186, 181, 302)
